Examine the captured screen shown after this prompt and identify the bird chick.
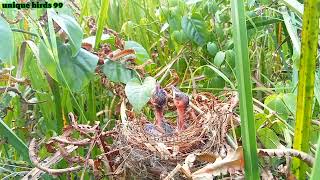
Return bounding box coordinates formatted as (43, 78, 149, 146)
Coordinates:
(150, 83, 173, 134)
(172, 86, 189, 132)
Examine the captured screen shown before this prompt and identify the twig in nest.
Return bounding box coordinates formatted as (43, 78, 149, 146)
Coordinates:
(28, 138, 81, 175)
(51, 136, 91, 146)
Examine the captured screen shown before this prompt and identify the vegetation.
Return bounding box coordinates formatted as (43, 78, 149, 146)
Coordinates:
(0, 0, 319, 179)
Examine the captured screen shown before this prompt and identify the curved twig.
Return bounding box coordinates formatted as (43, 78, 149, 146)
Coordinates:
(29, 138, 82, 175)
(258, 148, 314, 167)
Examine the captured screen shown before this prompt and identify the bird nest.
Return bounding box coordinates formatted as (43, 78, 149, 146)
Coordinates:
(113, 92, 239, 179)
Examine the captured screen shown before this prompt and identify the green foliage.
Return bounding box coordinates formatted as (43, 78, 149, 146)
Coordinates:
(125, 77, 156, 112)
(57, 43, 98, 91)
(257, 128, 284, 149)
(292, 0, 320, 178)
(39, 41, 98, 91)
(102, 59, 138, 84)
(264, 93, 296, 119)
(181, 14, 209, 46)
(230, 0, 259, 179)
(0, 118, 29, 162)
(124, 41, 150, 64)
(0, 0, 319, 178)
(0, 16, 14, 62)
(207, 42, 218, 57)
(50, 10, 83, 56)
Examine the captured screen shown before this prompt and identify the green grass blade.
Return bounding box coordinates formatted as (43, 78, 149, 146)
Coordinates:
(281, 7, 301, 57)
(311, 135, 320, 180)
(291, 0, 320, 179)
(230, 0, 259, 179)
(94, 0, 109, 49)
(0, 118, 30, 162)
(280, 0, 304, 16)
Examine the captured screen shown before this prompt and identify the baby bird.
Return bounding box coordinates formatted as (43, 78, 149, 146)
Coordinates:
(172, 86, 189, 132)
(150, 83, 174, 134)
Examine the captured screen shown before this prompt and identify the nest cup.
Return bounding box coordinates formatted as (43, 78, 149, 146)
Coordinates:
(113, 92, 238, 179)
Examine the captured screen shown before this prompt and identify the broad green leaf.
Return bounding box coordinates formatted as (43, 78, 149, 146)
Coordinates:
(195, 65, 235, 89)
(225, 50, 236, 68)
(207, 76, 225, 90)
(39, 41, 58, 81)
(254, 113, 268, 130)
(121, 21, 135, 36)
(207, 42, 218, 57)
(40, 41, 98, 91)
(282, 93, 296, 115)
(125, 77, 156, 112)
(82, 34, 113, 47)
(124, 41, 150, 65)
(257, 128, 283, 149)
(49, 10, 83, 56)
(213, 51, 225, 67)
(181, 14, 208, 46)
(264, 94, 290, 120)
(0, 16, 14, 62)
(0, 118, 29, 162)
(57, 43, 98, 92)
(102, 59, 138, 84)
(172, 30, 189, 44)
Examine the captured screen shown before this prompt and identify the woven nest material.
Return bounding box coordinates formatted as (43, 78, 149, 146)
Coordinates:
(112, 92, 239, 179)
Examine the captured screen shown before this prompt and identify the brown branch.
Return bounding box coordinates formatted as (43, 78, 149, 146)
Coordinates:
(258, 148, 314, 167)
(28, 138, 82, 175)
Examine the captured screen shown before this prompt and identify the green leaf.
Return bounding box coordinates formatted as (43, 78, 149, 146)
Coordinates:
(172, 30, 189, 44)
(314, 72, 320, 107)
(282, 93, 296, 115)
(125, 77, 156, 112)
(0, 16, 14, 62)
(207, 42, 218, 57)
(49, 10, 83, 56)
(0, 118, 30, 162)
(39, 41, 58, 81)
(213, 51, 225, 67)
(255, 113, 268, 130)
(124, 41, 150, 65)
(225, 50, 236, 68)
(185, 0, 202, 5)
(257, 128, 283, 149)
(102, 59, 138, 84)
(264, 94, 290, 120)
(280, 0, 303, 16)
(82, 34, 113, 47)
(231, 0, 259, 178)
(57, 43, 98, 92)
(95, 0, 109, 49)
(181, 14, 208, 46)
(39, 41, 98, 91)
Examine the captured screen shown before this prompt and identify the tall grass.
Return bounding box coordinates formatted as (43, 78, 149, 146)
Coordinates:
(230, 0, 259, 179)
(292, 0, 320, 179)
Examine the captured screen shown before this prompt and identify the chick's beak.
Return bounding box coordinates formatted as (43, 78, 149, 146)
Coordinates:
(171, 86, 179, 99)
